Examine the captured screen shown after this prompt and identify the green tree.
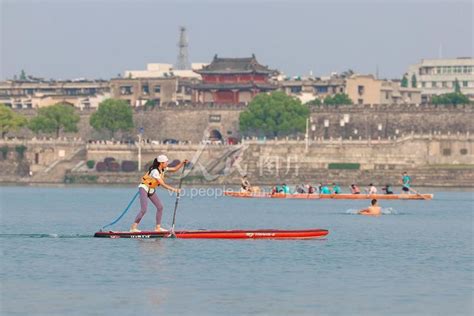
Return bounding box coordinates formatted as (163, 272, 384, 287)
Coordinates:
(90, 99, 134, 138)
(324, 93, 353, 105)
(0, 104, 27, 138)
(15, 145, 27, 160)
(28, 103, 80, 137)
(239, 91, 309, 138)
(454, 78, 461, 93)
(411, 74, 417, 88)
(431, 92, 470, 105)
(306, 98, 322, 106)
(20, 69, 27, 80)
(144, 99, 156, 110)
(401, 75, 409, 88)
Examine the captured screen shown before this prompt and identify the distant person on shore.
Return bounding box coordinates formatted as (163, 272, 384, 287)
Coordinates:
(350, 184, 361, 194)
(332, 183, 341, 194)
(401, 172, 411, 193)
(320, 184, 331, 194)
(241, 175, 251, 192)
(358, 199, 382, 216)
(282, 183, 290, 194)
(367, 184, 377, 194)
(306, 184, 316, 194)
(382, 184, 394, 194)
(130, 155, 188, 233)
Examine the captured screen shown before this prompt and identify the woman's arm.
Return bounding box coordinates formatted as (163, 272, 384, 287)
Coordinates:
(168, 160, 189, 172)
(157, 178, 179, 193)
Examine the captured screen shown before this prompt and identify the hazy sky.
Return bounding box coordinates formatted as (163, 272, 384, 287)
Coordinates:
(1, 0, 472, 80)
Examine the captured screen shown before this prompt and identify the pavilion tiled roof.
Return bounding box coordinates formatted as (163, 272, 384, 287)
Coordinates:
(196, 54, 276, 75)
(195, 83, 277, 90)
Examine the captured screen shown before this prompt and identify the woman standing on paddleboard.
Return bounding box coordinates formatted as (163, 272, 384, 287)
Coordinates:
(130, 155, 188, 232)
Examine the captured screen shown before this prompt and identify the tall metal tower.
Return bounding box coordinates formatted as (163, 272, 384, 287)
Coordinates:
(175, 26, 189, 70)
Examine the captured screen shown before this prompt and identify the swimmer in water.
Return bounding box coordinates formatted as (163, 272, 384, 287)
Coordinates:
(358, 199, 382, 216)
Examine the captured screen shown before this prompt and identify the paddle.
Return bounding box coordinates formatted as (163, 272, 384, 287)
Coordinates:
(408, 187, 427, 200)
(170, 161, 187, 237)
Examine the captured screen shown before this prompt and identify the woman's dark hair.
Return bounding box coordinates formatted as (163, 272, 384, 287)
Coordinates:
(371, 199, 377, 205)
(148, 158, 160, 173)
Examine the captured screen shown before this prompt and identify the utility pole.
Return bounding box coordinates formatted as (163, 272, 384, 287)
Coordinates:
(175, 26, 189, 70)
(137, 127, 144, 171)
(305, 117, 309, 152)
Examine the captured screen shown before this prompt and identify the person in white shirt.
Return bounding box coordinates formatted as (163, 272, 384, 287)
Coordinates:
(130, 154, 188, 232)
(368, 183, 377, 195)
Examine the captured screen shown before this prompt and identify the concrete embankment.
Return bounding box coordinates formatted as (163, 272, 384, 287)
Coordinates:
(1, 134, 473, 187)
(67, 134, 473, 187)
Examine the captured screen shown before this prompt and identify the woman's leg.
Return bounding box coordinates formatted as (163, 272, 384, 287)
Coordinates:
(149, 193, 164, 226)
(134, 188, 149, 224)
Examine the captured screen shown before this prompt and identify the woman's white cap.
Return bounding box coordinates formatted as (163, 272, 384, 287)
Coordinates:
(157, 154, 169, 162)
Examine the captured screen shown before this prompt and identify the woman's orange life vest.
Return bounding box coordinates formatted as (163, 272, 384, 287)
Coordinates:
(141, 169, 164, 189)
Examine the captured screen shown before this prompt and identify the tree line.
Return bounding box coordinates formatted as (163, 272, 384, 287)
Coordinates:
(1, 89, 472, 140)
(0, 99, 134, 139)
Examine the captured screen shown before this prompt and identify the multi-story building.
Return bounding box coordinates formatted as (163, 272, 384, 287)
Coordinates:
(110, 77, 196, 107)
(193, 54, 277, 104)
(124, 63, 205, 80)
(0, 79, 110, 109)
(278, 77, 345, 103)
(407, 57, 474, 101)
(345, 74, 421, 105)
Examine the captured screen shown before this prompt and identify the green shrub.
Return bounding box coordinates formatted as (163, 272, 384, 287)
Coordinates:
(306, 99, 322, 106)
(0, 146, 8, 159)
(328, 163, 360, 170)
(64, 174, 98, 184)
(15, 145, 27, 160)
(86, 160, 95, 169)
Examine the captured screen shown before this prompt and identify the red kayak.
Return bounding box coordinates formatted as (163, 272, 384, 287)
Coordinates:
(94, 228, 328, 239)
(224, 191, 433, 200)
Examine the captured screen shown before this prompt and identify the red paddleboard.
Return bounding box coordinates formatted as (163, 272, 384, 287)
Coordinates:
(94, 229, 328, 239)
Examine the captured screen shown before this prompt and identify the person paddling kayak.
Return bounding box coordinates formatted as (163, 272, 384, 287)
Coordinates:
(401, 172, 411, 193)
(130, 155, 188, 232)
(367, 183, 377, 194)
(241, 175, 251, 192)
(350, 184, 361, 194)
(382, 184, 394, 194)
(358, 199, 382, 216)
(320, 184, 331, 194)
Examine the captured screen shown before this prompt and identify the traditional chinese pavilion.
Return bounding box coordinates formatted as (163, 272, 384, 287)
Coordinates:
(194, 54, 277, 104)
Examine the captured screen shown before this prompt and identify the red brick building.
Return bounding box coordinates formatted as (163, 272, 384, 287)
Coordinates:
(194, 54, 277, 104)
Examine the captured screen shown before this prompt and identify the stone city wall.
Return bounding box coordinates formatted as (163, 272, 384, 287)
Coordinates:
(77, 134, 473, 187)
(9, 103, 474, 144)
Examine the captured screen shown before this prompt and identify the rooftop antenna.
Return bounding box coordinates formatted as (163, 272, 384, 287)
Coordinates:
(375, 64, 379, 79)
(176, 26, 189, 70)
(438, 43, 443, 59)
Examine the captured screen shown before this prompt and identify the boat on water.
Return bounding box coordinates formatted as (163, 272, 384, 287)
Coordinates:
(224, 191, 433, 200)
(94, 228, 329, 239)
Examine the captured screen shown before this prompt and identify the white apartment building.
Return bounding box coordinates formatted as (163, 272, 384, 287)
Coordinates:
(407, 57, 474, 100)
(124, 63, 206, 80)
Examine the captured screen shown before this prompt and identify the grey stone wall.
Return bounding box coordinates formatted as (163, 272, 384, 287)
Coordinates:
(8, 104, 473, 144)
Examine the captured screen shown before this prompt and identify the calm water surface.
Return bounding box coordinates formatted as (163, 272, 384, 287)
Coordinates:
(0, 186, 473, 315)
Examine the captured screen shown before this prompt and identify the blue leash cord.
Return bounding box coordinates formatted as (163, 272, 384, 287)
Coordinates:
(101, 191, 140, 230)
